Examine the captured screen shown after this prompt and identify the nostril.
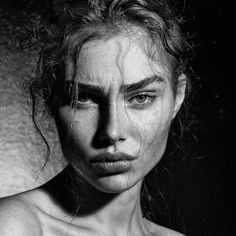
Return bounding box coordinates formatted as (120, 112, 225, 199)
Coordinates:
(99, 127, 121, 144)
(96, 118, 126, 147)
(93, 129, 123, 149)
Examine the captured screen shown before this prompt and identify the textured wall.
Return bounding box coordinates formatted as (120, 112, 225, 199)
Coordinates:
(0, 45, 67, 198)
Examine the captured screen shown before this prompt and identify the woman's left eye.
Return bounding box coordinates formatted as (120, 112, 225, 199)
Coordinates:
(133, 95, 149, 103)
(127, 94, 156, 108)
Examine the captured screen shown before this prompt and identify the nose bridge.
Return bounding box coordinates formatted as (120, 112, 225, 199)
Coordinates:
(105, 100, 125, 141)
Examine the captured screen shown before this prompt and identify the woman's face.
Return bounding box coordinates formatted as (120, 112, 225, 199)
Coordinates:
(56, 34, 185, 193)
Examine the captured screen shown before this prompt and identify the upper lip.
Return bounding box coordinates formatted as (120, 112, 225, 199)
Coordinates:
(90, 152, 136, 163)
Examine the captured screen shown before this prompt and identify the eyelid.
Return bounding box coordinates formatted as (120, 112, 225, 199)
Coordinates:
(127, 92, 156, 100)
(72, 99, 97, 109)
(125, 89, 161, 98)
(125, 92, 157, 109)
(72, 91, 108, 109)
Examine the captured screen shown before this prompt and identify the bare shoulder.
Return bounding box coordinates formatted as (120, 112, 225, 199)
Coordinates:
(145, 219, 185, 236)
(157, 224, 185, 236)
(0, 193, 42, 236)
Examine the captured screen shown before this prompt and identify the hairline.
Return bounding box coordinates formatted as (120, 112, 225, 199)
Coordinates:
(65, 24, 178, 94)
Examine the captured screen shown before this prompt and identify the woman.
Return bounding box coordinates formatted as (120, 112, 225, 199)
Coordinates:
(0, 0, 191, 235)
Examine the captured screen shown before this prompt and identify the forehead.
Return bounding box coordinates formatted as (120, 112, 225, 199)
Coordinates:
(72, 33, 171, 86)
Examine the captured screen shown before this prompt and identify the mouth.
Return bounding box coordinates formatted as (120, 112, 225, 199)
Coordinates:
(89, 152, 136, 173)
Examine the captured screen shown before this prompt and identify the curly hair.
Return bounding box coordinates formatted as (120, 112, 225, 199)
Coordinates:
(24, 0, 193, 227)
(26, 0, 191, 113)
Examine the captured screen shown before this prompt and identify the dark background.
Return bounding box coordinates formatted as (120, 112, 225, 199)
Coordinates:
(184, 1, 235, 235)
(0, 0, 235, 235)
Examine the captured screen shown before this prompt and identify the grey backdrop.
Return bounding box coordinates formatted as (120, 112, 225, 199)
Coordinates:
(0, 3, 66, 197)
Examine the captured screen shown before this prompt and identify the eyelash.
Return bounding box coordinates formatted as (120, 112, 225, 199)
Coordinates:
(70, 92, 157, 109)
(70, 93, 98, 108)
(127, 93, 156, 108)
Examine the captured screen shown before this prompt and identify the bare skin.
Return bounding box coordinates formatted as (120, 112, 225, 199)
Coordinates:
(0, 183, 184, 236)
(0, 33, 186, 236)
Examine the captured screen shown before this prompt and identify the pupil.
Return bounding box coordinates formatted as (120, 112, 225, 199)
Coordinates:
(136, 95, 146, 103)
(78, 94, 89, 102)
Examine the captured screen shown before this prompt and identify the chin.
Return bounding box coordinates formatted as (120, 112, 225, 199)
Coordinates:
(87, 173, 142, 194)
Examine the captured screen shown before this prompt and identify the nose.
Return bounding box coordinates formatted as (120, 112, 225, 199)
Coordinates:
(99, 102, 126, 145)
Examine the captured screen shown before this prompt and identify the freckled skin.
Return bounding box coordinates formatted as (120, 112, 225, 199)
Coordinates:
(56, 34, 184, 193)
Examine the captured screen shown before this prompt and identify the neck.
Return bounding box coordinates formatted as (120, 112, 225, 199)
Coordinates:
(68, 170, 145, 235)
(44, 167, 148, 235)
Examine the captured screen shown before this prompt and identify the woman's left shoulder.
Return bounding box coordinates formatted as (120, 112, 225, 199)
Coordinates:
(145, 219, 185, 236)
(157, 225, 185, 236)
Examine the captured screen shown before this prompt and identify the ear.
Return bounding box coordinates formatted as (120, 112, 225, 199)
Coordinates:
(172, 73, 187, 119)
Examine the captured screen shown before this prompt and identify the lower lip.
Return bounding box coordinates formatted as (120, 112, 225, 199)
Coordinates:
(91, 160, 133, 173)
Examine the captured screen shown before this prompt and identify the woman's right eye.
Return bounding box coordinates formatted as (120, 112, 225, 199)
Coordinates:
(77, 93, 92, 104)
(71, 92, 98, 108)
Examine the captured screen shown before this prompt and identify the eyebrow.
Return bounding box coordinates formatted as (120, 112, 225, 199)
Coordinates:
(76, 83, 104, 94)
(120, 74, 165, 93)
(73, 74, 165, 94)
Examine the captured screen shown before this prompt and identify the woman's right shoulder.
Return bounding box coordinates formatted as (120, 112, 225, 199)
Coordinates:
(0, 193, 43, 236)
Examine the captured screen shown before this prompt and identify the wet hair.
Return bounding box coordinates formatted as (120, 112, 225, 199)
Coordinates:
(24, 0, 193, 228)
(27, 0, 192, 114)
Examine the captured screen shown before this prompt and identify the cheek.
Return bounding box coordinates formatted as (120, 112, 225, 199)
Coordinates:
(57, 107, 98, 150)
(136, 103, 174, 147)
(141, 119, 171, 168)
(145, 113, 172, 146)
(137, 111, 173, 174)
